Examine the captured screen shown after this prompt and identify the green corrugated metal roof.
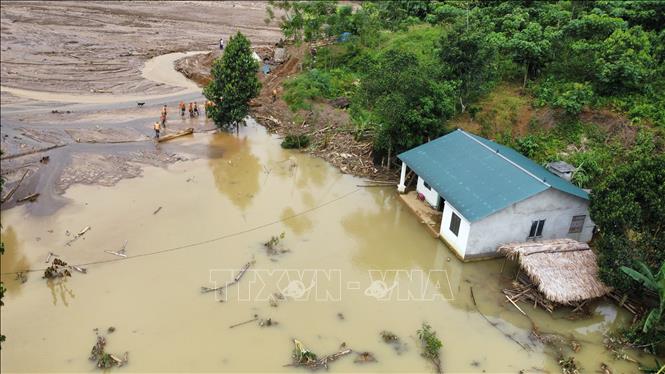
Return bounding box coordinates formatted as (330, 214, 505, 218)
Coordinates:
(398, 129, 589, 222)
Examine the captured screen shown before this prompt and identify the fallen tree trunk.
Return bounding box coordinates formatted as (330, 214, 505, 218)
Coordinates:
(17, 192, 39, 203)
(1, 170, 29, 203)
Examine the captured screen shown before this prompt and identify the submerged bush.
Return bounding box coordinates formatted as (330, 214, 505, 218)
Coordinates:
(281, 135, 310, 149)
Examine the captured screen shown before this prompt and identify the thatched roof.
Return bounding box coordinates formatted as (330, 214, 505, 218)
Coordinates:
(498, 239, 611, 304)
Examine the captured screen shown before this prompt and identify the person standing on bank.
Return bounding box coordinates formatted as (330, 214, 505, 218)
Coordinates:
(153, 121, 161, 139)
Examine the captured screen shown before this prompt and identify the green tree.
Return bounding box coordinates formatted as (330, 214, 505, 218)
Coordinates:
(507, 22, 553, 87)
(439, 16, 499, 111)
(590, 153, 665, 293)
(595, 26, 654, 94)
(203, 32, 261, 132)
(621, 261, 665, 333)
(358, 49, 455, 162)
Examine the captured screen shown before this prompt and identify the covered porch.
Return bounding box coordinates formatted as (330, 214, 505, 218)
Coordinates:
(398, 190, 442, 238)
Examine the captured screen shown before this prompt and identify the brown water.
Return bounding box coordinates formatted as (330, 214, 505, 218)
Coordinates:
(0, 122, 652, 373)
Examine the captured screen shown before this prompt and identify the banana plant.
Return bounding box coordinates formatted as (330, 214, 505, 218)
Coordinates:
(621, 261, 665, 332)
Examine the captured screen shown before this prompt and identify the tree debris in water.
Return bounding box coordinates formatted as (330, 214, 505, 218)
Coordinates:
(15, 272, 28, 284)
(44, 258, 72, 279)
(380, 331, 407, 354)
(269, 292, 285, 307)
(45, 251, 59, 263)
(70, 264, 87, 274)
(337, 312, 344, 320)
(105, 240, 128, 258)
(470, 286, 531, 352)
(417, 323, 443, 374)
(286, 339, 352, 370)
(600, 363, 612, 374)
(17, 192, 40, 203)
(381, 331, 398, 343)
(557, 355, 579, 374)
(228, 314, 279, 329)
(602, 333, 640, 364)
(200, 259, 255, 298)
(229, 315, 259, 329)
(0, 169, 28, 203)
(65, 226, 91, 246)
(354, 351, 377, 364)
(152, 206, 162, 215)
(89, 331, 128, 369)
(264, 232, 289, 256)
(258, 317, 278, 327)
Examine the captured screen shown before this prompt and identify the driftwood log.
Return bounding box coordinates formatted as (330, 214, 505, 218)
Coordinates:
(201, 260, 254, 295)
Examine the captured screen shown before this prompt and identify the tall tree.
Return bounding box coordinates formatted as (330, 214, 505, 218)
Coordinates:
(358, 49, 455, 162)
(440, 16, 499, 111)
(595, 26, 654, 94)
(203, 32, 261, 132)
(590, 153, 665, 293)
(507, 22, 553, 87)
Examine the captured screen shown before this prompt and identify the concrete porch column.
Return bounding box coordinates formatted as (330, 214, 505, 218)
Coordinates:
(397, 162, 407, 193)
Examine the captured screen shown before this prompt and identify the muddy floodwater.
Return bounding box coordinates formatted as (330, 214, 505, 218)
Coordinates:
(0, 122, 653, 373)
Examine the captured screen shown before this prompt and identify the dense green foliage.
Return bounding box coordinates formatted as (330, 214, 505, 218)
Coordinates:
(273, 0, 664, 163)
(590, 153, 665, 290)
(203, 32, 261, 131)
(621, 262, 664, 333)
(281, 134, 310, 149)
(357, 48, 456, 156)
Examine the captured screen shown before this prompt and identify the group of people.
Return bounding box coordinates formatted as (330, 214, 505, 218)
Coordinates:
(153, 101, 217, 139)
(179, 101, 200, 118)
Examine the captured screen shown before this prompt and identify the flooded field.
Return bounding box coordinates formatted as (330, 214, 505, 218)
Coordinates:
(0, 123, 653, 373)
(0, 2, 659, 370)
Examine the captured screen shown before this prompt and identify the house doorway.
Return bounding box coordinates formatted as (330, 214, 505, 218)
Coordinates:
(437, 196, 445, 212)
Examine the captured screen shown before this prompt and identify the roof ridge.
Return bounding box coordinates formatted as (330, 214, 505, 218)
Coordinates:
(457, 129, 552, 188)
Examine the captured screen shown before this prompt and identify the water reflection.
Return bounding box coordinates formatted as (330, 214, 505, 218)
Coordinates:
(207, 133, 260, 211)
(0, 226, 30, 295)
(47, 278, 75, 307)
(342, 189, 441, 270)
(280, 207, 313, 236)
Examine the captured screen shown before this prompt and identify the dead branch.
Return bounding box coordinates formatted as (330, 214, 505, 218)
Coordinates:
(65, 226, 91, 246)
(17, 192, 39, 203)
(1, 170, 29, 203)
(470, 286, 530, 351)
(229, 317, 258, 329)
(201, 260, 254, 294)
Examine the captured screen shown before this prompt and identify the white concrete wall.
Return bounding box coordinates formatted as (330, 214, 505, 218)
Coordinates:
(465, 188, 594, 258)
(439, 201, 470, 258)
(416, 176, 440, 209)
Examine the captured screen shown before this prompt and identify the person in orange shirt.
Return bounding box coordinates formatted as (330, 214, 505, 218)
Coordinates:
(179, 101, 186, 117)
(153, 121, 161, 139)
(188, 102, 194, 118)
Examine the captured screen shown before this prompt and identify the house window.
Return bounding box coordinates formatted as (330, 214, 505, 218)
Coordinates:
(568, 215, 586, 233)
(423, 181, 431, 190)
(449, 212, 461, 236)
(528, 219, 545, 238)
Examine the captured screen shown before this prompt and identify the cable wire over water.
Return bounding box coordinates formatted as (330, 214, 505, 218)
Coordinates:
(0, 188, 360, 276)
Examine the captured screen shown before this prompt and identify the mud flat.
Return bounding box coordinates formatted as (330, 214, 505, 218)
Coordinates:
(1, 1, 281, 95)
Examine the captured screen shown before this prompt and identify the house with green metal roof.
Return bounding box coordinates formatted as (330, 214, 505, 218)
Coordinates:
(397, 129, 594, 261)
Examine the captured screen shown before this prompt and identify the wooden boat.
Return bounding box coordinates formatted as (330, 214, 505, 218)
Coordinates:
(157, 128, 194, 142)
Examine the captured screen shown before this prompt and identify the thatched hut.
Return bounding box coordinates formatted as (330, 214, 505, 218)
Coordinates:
(498, 239, 611, 309)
